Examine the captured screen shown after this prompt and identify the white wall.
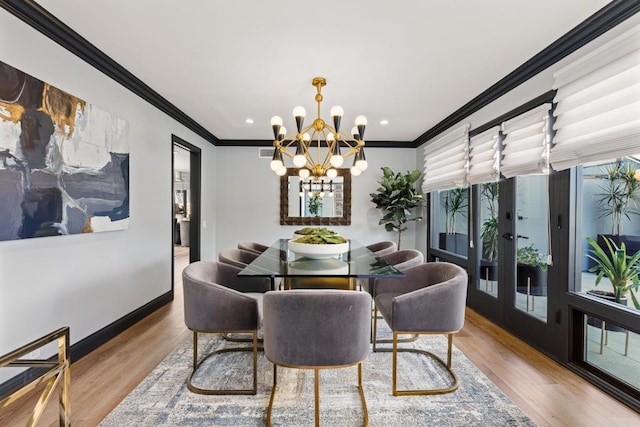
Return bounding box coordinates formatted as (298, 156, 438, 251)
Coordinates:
(214, 146, 420, 254)
(0, 9, 216, 371)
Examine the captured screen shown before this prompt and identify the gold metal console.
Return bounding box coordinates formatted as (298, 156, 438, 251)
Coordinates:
(0, 327, 71, 426)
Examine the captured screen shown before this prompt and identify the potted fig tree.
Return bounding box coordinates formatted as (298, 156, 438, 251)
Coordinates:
(370, 167, 423, 250)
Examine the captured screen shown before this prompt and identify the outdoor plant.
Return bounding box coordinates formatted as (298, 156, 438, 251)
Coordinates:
(586, 236, 640, 309)
(442, 188, 468, 235)
(370, 167, 423, 249)
(481, 216, 499, 261)
(307, 196, 322, 217)
(480, 182, 499, 261)
(516, 245, 548, 270)
(595, 162, 639, 235)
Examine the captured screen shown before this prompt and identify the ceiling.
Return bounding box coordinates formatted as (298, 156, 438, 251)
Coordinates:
(31, 0, 612, 144)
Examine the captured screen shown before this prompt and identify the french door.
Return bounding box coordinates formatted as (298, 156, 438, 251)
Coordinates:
(469, 175, 563, 356)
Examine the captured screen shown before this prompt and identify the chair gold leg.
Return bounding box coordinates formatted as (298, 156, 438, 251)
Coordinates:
(392, 332, 398, 396)
(186, 330, 260, 395)
(392, 332, 459, 396)
(358, 362, 369, 427)
(372, 307, 418, 347)
(222, 332, 264, 344)
(314, 369, 320, 427)
(372, 307, 379, 352)
(192, 330, 198, 370)
(268, 363, 368, 427)
(267, 364, 277, 427)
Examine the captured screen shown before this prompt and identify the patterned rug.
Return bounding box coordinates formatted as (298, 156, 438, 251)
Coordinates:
(100, 328, 535, 426)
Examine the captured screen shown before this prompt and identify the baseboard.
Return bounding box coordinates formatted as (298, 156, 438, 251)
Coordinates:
(0, 290, 173, 400)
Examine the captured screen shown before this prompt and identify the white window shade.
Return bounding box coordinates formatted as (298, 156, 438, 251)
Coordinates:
(422, 124, 470, 193)
(500, 103, 552, 178)
(550, 25, 640, 171)
(467, 126, 500, 185)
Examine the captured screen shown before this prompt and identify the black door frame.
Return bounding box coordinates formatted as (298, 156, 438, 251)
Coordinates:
(171, 135, 202, 282)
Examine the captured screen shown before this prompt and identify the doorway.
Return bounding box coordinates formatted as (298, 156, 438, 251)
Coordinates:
(172, 135, 201, 267)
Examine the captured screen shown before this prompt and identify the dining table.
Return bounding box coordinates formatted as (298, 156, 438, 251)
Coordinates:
(238, 238, 404, 291)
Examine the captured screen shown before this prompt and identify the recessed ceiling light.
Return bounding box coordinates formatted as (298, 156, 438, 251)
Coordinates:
(245, 118, 254, 124)
(380, 119, 389, 125)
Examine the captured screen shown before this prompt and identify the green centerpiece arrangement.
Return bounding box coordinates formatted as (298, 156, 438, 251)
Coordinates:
(293, 227, 338, 236)
(293, 233, 347, 244)
(289, 227, 348, 259)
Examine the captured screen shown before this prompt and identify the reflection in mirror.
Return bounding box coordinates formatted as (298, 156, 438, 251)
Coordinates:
(280, 168, 351, 225)
(288, 176, 344, 217)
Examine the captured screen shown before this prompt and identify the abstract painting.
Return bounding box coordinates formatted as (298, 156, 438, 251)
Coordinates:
(0, 60, 129, 241)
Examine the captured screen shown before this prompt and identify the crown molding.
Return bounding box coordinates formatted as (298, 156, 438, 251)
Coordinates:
(0, 0, 219, 145)
(217, 139, 414, 148)
(413, 0, 640, 148)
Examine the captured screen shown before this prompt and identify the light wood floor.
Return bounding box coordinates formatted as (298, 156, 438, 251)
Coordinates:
(1, 246, 638, 426)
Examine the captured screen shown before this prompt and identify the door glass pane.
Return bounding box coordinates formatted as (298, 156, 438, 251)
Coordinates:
(584, 313, 640, 390)
(479, 183, 499, 297)
(515, 175, 549, 321)
(578, 157, 640, 314)
(435, 188, 469, 257)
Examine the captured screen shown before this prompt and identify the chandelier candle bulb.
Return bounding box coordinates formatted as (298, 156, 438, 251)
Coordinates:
(355, 115, 367, 140)
(271, 116, 283, 139)
(331, 105, 343, 132)
(278, 126, 286, 140)
(270, 149, 284, 171)
(355, 149, 368, 171)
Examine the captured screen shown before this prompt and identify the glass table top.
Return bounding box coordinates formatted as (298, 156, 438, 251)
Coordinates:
(238, 239, 404, 278)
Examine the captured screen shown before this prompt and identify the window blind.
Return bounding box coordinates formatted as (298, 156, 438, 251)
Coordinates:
(422, 123, 470, 193)
(500, 103, 552, 178)
(550, 25, 640, 171)
(467, 126, 500, 185)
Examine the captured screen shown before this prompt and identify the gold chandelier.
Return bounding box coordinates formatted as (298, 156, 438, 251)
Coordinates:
(269, 77, 368, 180)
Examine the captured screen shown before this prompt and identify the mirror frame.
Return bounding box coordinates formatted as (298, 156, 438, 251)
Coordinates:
(280, 168, 351, 225)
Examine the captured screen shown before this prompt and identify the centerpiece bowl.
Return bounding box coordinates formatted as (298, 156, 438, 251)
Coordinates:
(288, 240, 349, 259)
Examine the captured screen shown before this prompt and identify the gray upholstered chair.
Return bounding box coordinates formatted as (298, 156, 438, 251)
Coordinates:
(364, 249, 425, 296)
(218, 248, 259, 268)
(182, 261, 263, 395)
(237, 241, 269, 255)
(263, 290, 372, 427)
(364, 249, 425, 342)
(366, 240, 397, 257)
(372, 262, 468, 396)
(205, 260, 270, 293)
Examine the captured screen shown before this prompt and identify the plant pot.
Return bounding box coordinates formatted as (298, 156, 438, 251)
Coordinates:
(585, 290, 627, 332)
(480, 259, 497, 281)
(438, 233, 468, 257)
(597, 234, 640, 254)
(516, 264, 547, 296)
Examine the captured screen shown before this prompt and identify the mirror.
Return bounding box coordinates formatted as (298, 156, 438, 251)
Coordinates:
(280, 168, 351, 225)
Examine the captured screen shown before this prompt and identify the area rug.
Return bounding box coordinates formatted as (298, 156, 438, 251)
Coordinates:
(100, 328, 535, 426)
